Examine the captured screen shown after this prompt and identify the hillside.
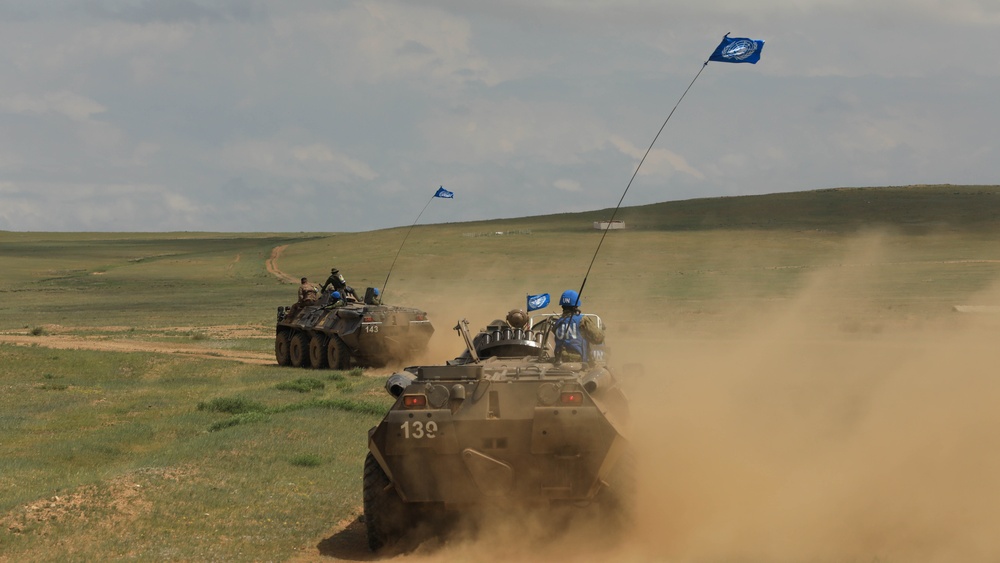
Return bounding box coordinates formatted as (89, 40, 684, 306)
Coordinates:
(430, 184, 1000, 234)
(2, 183, 1000, 561)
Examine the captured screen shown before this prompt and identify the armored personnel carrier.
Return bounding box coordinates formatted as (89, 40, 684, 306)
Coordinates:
(275, 288, 433, 369)
(363, 313, 632, 551)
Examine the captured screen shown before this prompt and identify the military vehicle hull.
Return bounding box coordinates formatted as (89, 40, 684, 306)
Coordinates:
(275, 293, 433, 369)
(364, 316, 631, 551)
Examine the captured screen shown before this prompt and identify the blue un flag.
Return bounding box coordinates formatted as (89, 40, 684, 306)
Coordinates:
(709, 35, 764, 64)
(527, 293, 550, 312)
(434, 186, 454, 198)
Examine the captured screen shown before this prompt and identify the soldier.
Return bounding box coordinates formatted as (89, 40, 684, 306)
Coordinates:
(321, 268, 360, 302)
(298, 277, 318, 302)
(325, 291, 346, 309)
(287, 277, 319, 320)
(364, 287, 381, 305)
(551, 290, 605, 364)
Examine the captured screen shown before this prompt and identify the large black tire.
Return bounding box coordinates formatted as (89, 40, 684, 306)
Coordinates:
(326, 335, 351, 370)
(597, 450, 637, 531)
(289, 332, 311, 368)
(309, 334, 329, 369)
(275, 331, 292, 366)
(363, 452, 409, 552)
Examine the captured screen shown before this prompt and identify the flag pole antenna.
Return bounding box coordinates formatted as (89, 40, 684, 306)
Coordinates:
(577, 40, 720, 301)
(381, 186, 453, 298)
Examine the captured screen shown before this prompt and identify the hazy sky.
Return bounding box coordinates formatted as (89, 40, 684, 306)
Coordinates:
(1, 0, 998, 232)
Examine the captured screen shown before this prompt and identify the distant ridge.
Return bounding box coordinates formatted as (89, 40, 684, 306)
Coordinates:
(449, 184, 1000, 234)
(615, 184, 1000, 232)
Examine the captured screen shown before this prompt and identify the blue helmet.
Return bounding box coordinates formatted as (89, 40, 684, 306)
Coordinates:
(332, 291, 342, 299)
(373, 288, 380, 296)
(559, 289, 580, 307)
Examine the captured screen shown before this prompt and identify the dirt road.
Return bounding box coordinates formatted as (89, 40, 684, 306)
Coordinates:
(0, 244, 299, 363)
(267, 244, 299, 284)
(0, 325, 274, 365)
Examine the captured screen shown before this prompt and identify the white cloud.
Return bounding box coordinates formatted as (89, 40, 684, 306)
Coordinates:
(609, 135, 705, 180)
(219, 139, 377, 183)
(0, 91, 105, 121)
(0, 1, 997, 231)
(554, 178, 582, 192)
(418, 98, 608, 165)
(268, 3, 499, 90)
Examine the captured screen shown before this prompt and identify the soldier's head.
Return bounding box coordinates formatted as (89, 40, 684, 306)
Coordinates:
(559, 289, 581, 310)
(332, 291, 342, 300)
(300, 277, 307, 283)
(330, 268, 339, 275)
(506, 309, 528, 329)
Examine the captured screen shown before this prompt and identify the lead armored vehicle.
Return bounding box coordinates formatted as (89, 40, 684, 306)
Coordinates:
(275, 288, 433, 369)
(363, 313, 632, 551)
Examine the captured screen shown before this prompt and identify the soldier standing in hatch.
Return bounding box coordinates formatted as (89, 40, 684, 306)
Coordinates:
(551, 289, 605, 364)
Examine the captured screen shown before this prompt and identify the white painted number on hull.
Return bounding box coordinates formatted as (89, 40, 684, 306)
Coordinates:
(401, 420, 438, 439)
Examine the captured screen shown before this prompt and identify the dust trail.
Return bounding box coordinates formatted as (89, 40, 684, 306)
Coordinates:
(621, 252, 1000, 563)
(365, 233, 1000, 563)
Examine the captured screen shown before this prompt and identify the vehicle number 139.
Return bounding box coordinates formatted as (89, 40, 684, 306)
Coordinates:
(401, 420, 438, 439)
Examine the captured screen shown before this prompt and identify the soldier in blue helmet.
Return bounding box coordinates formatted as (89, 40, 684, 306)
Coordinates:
(551, 289, 605, 364)
(325, 290, 346, 309)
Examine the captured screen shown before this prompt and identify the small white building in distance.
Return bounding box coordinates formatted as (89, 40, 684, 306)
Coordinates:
(593, 220, 625, 230)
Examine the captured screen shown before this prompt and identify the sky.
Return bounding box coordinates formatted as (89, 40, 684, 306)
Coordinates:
(1, 0, 999, 232)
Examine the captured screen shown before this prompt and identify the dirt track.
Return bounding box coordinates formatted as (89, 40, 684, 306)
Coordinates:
(0, 245, 298, 363)
(267, 244, 299, 284)
(0, 325, 274, 365)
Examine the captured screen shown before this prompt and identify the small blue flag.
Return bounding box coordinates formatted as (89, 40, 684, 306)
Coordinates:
(709, 35, 764, 64)
(527, 293, 550, 312)
(434, 186, 454, 199)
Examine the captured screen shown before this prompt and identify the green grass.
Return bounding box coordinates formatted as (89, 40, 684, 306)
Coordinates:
(0, 344, 391, 561)
(4, 186, 1000, 333)
(275, 377, 326, 393)
(2, 184, 1000, 559)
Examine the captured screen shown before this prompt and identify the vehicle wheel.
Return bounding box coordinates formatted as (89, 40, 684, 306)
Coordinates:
(363, 452, 409, 551)
(289, 332, 312, 368)
(309, 334, 329, 369)
(275, 331, 292, 366)
(597, 449, 636, 531)
(326, 335, 351, 370)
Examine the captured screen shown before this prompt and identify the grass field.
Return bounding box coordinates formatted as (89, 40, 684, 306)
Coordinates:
(2, 184, 1000, 561)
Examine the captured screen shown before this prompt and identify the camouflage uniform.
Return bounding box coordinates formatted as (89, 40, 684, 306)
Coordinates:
(287, 278, 318, 320)
(298, 279, 318, 302)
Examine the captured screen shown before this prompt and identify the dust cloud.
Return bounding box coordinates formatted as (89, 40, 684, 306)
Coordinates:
(380, 248, 1000, 563)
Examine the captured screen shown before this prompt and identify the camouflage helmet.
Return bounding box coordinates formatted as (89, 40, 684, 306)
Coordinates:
(330, 268, 339, 274)
(506, 308, 528, 329)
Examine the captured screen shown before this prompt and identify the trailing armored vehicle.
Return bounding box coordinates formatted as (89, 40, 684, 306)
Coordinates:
(275, 288, 433, 369)
(363, 313, 632, 551)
